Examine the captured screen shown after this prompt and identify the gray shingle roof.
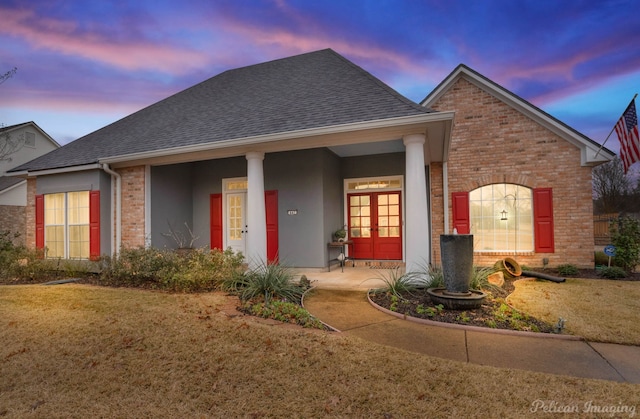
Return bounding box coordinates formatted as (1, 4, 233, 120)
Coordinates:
(0, 122, 31, 133)
(0, 176, 24, 191)
(11, 49, 431, 173)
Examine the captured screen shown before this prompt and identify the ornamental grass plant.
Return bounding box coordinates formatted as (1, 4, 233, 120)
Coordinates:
(229, 261, 306, 304)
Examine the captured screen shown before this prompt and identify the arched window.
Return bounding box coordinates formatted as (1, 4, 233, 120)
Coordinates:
(469, 184, 533, 252)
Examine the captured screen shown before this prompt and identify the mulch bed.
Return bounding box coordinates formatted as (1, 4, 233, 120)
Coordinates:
(369, 268, 639, 334)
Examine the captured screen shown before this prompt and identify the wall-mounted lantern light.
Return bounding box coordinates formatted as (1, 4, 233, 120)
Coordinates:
(500, 209, 508, 221)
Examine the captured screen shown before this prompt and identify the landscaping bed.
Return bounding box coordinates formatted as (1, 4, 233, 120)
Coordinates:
(369, 276, 557, 333)
(369, 268, 640, 334)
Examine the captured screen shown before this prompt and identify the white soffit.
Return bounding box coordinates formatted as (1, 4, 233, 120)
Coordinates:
(329, 139, 404, 157)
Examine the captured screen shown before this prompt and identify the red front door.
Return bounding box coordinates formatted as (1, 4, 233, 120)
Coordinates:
(348, 192, 402, 260)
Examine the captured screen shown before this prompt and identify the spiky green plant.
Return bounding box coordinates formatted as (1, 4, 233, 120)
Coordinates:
(371, 268, 431, 298)
(469, 266, 500, 291)
(233, 261, 304, 304)
(424, 265, 444, 288)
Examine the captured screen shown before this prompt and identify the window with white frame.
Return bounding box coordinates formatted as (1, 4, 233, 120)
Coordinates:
(44, 191, 90, 259)
(469, 184, 533, 252)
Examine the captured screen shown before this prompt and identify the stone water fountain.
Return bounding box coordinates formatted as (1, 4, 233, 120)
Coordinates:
(427, 234, 487, 309)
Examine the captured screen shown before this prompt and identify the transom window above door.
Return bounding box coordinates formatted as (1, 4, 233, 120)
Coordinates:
(225, 179, 248, 191)
(346, 176, 402, 191)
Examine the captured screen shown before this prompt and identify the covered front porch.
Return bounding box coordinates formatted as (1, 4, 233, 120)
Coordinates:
(105, 113, 453, 270)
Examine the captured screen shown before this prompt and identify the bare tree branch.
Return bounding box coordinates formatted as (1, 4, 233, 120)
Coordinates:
(0, 130, 26, 162)
(593, 156, 631, 214)
(0, 67, 17, 86)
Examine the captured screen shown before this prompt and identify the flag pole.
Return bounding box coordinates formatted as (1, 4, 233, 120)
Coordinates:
(594, 93, 638, 159)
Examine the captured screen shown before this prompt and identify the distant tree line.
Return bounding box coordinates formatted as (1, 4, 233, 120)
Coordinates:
(593, 156, 640, 215)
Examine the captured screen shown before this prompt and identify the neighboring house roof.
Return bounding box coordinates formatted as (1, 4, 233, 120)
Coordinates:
(421, 64, 616, 166)
(0, 121, 61, 148)
(0, 175, 23, 192)
(10, 49, 434, 174)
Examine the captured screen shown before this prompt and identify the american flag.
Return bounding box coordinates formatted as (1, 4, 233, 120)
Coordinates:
(614, 98, 640, 173)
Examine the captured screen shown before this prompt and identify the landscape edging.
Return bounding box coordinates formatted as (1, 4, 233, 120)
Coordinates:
(367, 290, 584, 341)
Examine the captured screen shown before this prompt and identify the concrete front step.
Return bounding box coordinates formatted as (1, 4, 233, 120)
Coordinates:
(351, 260, 405, 269)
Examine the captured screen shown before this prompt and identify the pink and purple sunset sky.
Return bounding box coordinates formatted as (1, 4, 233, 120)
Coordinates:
(1, 0, 639, 167)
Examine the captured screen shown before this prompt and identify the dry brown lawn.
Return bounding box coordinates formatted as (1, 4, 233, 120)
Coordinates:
(508, 278, 640, 345)
(1, 284, 639, 418)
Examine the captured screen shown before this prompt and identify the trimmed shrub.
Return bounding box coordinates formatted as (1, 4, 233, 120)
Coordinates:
(1, 232, 64, 282)
(163, 248, 244, 292)
(242, 300, 324, 329)
(610, 217, 640, 272)
(101, 247, 181, 287)
(556, 264, 579, 276)
(101, 247, 244, 291)
(597, 266, 628, 279)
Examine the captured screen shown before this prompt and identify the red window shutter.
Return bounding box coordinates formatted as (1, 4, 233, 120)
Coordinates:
(533, 188, 554, 253)
(89, 191, 101, 260)
(35, 194, 44, 250)
(210, 194, 223, 250)
(265, 190, 279, 263)
(451, 192, 470, 234)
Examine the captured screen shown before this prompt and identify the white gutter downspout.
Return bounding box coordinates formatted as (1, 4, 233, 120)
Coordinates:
(443, 161, 449, 235)
(101, 164, 121, 257)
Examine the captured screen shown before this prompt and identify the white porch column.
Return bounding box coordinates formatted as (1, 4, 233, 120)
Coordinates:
(403, 134, 430, 273)
(246, 152, 267, 269)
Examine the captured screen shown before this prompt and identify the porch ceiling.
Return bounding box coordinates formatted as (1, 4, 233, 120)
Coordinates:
(101, 114, 453, 168)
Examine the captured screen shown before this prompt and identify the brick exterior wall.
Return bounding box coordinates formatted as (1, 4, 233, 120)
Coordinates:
(0, 205, 26, 246)
(25, 178, 36, 248)
(119, 166, 146, 248)
(429, 78, 595, 268)
(429, 162, 444, 265)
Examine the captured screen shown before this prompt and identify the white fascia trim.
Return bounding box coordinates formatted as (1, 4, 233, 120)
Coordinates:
(443, 161, 449, 235)
(423, 69, 614, 166)
(0, 180, 26, 195)
(16, 163, 103, 177)
(99, 113, 455, 165)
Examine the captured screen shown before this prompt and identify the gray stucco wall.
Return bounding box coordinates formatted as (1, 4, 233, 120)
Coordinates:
(340, 152, 405, 179)
(150, 163, 194, 249)
(264, 149, 334, 267)
(36, 170, 104, 195)
(322, 150, 343, 262)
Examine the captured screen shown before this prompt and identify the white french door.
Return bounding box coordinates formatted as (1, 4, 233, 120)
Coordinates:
(226, 192, 247, 254)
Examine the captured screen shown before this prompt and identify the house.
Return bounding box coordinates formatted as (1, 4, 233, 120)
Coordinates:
(7, 49, 614, 269)
(0, 122, 60, 244)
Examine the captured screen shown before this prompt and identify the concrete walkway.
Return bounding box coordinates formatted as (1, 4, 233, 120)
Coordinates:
(300, 268, 640, 383)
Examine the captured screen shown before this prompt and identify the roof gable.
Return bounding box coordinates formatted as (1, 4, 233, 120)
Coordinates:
(0, 121, 60, 148)
(421, 64, 615, 166)
(12, 49, 432, 173)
